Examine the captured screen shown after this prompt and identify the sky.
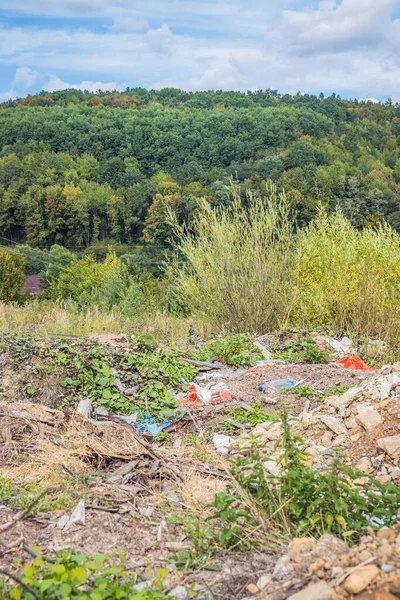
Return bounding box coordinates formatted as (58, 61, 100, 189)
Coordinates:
(0, 0, 400, 102)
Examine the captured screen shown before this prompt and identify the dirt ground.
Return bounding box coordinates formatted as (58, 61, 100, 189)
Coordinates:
(0, 336, 395, 599)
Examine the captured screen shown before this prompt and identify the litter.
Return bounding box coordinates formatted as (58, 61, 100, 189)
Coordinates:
(258, 378, 296, 392)
(76, 398, 92, 418)
(328, 336, 353, 357)
(336, 356, 373, 371)
(177, 357, 222, 371)
(246, 360, 274, 374)
(179, 383, 232, 407)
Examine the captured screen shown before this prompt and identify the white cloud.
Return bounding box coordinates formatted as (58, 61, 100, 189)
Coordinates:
(44, 76, 122, 93)
(145, 24, 174, 54)
(13, 66, 38, 88)
(110, 15, 148, 33)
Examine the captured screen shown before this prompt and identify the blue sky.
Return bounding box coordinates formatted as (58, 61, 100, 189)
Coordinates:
(0, 0, 399, 101)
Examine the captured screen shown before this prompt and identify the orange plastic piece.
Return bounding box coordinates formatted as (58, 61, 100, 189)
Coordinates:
(336, 356, 373, 371)
(246, 364, 273, 374)
(211, 388, 232, 404)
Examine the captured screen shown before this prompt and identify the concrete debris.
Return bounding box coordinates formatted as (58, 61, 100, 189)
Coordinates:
(356, 408, 383, 431)
(377, 436, 400, 459)
(319, 415, 347, 435)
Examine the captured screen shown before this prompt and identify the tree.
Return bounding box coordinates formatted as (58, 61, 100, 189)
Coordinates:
(0, 248, 25, 301)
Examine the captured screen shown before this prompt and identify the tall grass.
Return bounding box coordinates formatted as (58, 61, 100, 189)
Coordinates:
(171, 183, 296, 334)
(0, 300, 201, 341)
(173, 185, 400, 348)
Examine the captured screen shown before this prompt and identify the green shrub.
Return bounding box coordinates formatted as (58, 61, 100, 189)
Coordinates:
(0, 248, 25, 302)
(296, 209, 400, 344)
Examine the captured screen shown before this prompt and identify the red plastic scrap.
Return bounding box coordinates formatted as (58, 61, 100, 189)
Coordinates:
(335, 356, 373, 371)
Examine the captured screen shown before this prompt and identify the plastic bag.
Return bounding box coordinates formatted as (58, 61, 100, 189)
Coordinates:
(336, 356, 373, 371)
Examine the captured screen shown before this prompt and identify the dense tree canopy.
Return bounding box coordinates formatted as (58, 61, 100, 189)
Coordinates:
(1, 88, 400, 255)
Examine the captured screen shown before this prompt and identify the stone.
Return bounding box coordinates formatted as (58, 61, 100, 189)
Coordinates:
(288, 537, 317, 557)
(264, 423, 283, 441)
(246, 583, 259, 595)
(356, 409, 383, 431)
(272, 554, 293, 580)
(381, 564, 394, 573)
(355, 457, 372, 473)
(351, 432, 362, 442)
(256, 574, 272, 590)
(330, 387, 362, 409)
(331, 434, 348, 447)
(372, 594, 398, 600)
(262, 458, 281, 477)
(320, 415, 347, 435)
(377, 436, 400, 458)
(169, 586, 188, 599)
(287, 582, 334, 600)
(377, 527, 394, 540)
(343, 565, 380, 594)
(314, 534, 348, 559)
(212, 433, 233, 455)
(70, 499, 85, 526)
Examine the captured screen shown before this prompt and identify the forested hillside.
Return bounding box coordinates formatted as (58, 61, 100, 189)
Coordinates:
(1, 88, 400, 258)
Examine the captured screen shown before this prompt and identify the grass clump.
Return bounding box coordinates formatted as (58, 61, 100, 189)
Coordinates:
(0, 477, 86, 514)
(1, 550, 170, 599)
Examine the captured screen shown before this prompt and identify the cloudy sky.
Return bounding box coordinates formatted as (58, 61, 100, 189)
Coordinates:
(0, 0, 399, 101)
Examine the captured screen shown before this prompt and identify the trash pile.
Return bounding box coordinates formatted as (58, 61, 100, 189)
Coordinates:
(231, 363, 400, 483)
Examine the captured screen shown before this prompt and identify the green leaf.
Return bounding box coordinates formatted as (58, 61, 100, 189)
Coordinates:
(70, 566, 87, 584)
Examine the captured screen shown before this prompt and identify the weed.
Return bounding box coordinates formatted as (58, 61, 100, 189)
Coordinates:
(1, 550, 170, 599)
(286, 386, 323, 400)
(201, 335, 263, 368)
(210, 410, 400, 546)
(222, 404, 278, 432)
(330, 385, 351, 396)
(272, 337, 331, 364)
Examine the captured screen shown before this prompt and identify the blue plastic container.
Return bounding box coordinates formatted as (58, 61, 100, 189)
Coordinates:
(258, 378, 296, 392)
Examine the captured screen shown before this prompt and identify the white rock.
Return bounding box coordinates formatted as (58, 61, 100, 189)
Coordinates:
(213, 433, 233, 455)
(320, 415, 347, 435)
(264, 423, 283, 441)
(256, 574, 272, 590)
(70, 499, 85, 526)
(330, 387, 362, 410)
(263, 459, 281, 477)
(57, 514, 70, 530)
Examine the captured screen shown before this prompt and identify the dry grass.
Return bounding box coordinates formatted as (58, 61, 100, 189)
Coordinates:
(0, 300, 208, 342)
(0, 402, 143, 482)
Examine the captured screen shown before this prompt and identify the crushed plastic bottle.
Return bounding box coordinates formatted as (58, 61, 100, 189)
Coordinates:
(258, 378, 296, 392)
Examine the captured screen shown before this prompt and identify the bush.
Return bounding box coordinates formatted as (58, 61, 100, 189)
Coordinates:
(0, 248, 25, 301)
(48, 253, 125, 306)
(296, 209, 400, 344)
(172, 182, 296, 334)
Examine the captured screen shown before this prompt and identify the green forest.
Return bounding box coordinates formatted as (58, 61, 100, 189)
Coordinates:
(1, 87, 400, 271)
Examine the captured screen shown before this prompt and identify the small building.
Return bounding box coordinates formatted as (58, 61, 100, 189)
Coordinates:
(23, 275, 42, 295)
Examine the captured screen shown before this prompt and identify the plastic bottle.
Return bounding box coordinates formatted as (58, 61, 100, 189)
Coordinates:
(258, 378, 296, 392)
